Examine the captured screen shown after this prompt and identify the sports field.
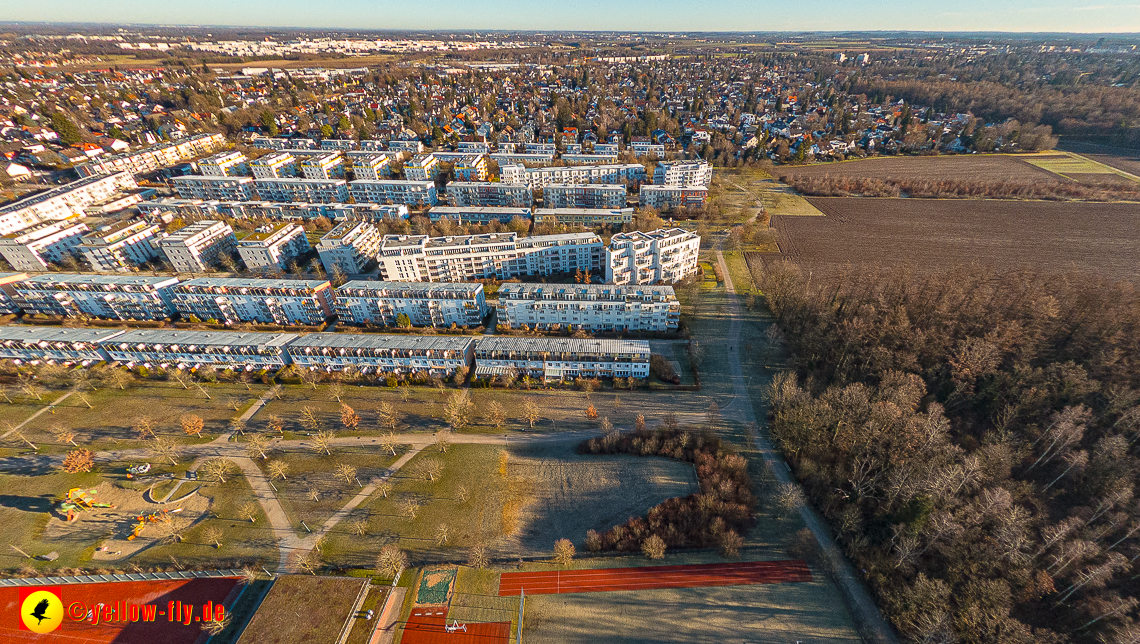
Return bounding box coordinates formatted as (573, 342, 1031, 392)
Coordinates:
(498, 560, 812, 595)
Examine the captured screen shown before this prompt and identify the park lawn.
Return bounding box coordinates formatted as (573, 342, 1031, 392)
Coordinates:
(252, 444, 403, 536)
(135, 472, 277, 570)
(723, 251, 755, 293)
(0, 469, 105, 573)
(19, 381, 268, 449)
(1023, 151, 1139, 182)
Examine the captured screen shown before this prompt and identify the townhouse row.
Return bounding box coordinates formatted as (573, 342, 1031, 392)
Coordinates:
(0, 327, 652, 381)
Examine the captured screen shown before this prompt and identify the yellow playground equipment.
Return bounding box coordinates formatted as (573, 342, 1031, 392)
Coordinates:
(58, 488, 115, 522)
(127, 508, 183, 541)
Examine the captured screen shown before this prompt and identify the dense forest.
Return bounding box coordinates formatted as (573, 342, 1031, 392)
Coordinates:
(753, 263, 1140, 643)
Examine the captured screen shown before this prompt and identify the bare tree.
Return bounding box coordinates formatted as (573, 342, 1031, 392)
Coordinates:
(776, 483, 805, 519)
(553, 539, 576, 566)
(61, 448, 94, 473)
(379, 431, 399, 456)
(6, 427, 36, 450)
(54, 427, 77, 447)
(376, 543, 408, 578)
(485, 400, 507, 429)
(444, 390, 474, 431)
(133, 416, 156, 440)
(468, 545, 489, 569)
(310, 430, 335, 455)
(642, 534, 667, 560)
(267, 460, 290, 480)
(237, 502, 259, 523)
(335, 463, 358, 485)
(266, 414, 285, 434)
(523, 399, 541, 429)
(328, 383, 345, 403)
(150, 436, 180, 464)
(376, 480, 393, 498)
(245, 433, 271, 460)
(294, 548, 322, 575)
(396, 497, 421, 519)
(415, 457, 444, 482)
(169, 369, 192, 390)
(377, 402, 400, 431)
(202, 526, 224, 549)
(399, 384, 412, 403)
(435, 523, 451, 546)
(719, 530, 744, 558)
(435, 430, 452, 453)
(104, 369, 134, 390)
(202, 459, 237, 484)
(298, 369, 321, 390)
(299, 407, 323, 432)
(349, 518, 369, 536)
(229, 418, 247, 436)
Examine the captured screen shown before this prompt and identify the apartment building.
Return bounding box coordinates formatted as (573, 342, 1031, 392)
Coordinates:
(0, 273, 28, 315)
(0, 327, 126, 364)
(237, 222, 310, 271)
(387, 139, 424, 153)
(0, 220, 90, 271)
(489, 152, 555, 166)
(447, 182, 531, 208)
(168, 277, 334, 325)
(542, 184, 627, 209)
(456, 141, 491, 154)
(137, 199, 407, 223)
(498, 163, 525, 184)
(0, 172, 137, 236)
(350, 154, 390, 180)
(316, 221, 382, 274)
(428, 206, 530, 224)
(99, 329, 297, 369)
(252, 137, 315, 150)
(158, 220, 238, 272)
(172, 175, 255, 201)
(320, 139, 357, 151)
(74, 133, 226, 178)
(452, 154, 489, 181)
(348, 180, 437, 206)
(593, 143, 621, 155)
(9, 274, 178, 320)
(377, 232, 603, 282)
(284, 334, 473, 376)
(473, 337, 651, 381)
(606, 228, 701, 285)
(334, 281, 488, 327)
(532, 208, 633, 226)
(630, 139, 666, 157)
(198, 151, 249, 177)
(653, 160, 713, 187)
(253, 178, 349, 203)
(639, 185, 709, 210)
(299, 153, 346, 180)
(250, 152, 297, 179)
(522, 164, 646, 188)
(561, 153, 619, 165)
(76, 219, 165, 272)
(496, 283, 680, 332)
(403, 154, 440, 181)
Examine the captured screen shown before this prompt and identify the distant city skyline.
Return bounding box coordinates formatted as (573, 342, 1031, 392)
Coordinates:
(5, 0, 1140, 34)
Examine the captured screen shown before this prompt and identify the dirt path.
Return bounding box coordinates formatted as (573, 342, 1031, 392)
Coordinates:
(715, 249, 897, 644)
(0, 390, 75, 441)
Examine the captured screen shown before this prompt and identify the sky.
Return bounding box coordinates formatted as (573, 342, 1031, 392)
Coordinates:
(4, 0, 1140, 33)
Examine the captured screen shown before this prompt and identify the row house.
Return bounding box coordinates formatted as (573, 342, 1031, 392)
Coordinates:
(473, 337, 651, 381)
(0, 273, 27, 315)
(251, 136, 316, 150)
(428, 206, 531, 225)
(168, 278, 334, 326)
(334, 280, 487, 327)
(496, 283, 680, 332)
(9, 274, 178, 320)
(0, 327, 126, 365)
(100, 329, 297, 370)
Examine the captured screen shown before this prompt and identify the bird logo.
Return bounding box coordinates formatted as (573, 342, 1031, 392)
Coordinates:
(19, 587, 63, 633)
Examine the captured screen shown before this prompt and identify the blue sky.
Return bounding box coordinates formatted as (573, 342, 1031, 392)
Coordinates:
(6, 0, 1140, 33)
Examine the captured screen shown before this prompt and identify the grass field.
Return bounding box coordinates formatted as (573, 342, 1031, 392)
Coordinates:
(771, 197, 1140, 282)
(1023, 151, 1140, 184)
(716, 168, 824, 219)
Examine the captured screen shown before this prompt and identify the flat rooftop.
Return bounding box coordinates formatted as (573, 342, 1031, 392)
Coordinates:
(474, 336, 651, 355)
(499, 282, 676, 299)
(0, 326, 127, 344)
(287, 333, 474, 352)
(339, 280, 483, 296)
(19, 273, 179, 288)
(104, 329, 298, 349)
(174, 277, 329, 290)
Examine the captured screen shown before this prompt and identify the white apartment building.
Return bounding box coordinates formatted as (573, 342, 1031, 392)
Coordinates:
(496, 283, 680, 332)
(562, 153, 619, 165)
(473, 337, 651, 381)
(138, 200, 407, 223)
(0, 273, 27, 315)
(606, 228, 701, 285)
(198, 151, 249, 177)
(316, 221, 382, 274)
(299, 153, 346, 180)
(0, 220, 90, 271)
(252, 137, 315, 150)
(348, 180, 437, 206)
(653, 160, 713, 187)
(253, 178, 349, 203)
(321, 139, 357, 151)
(428, 206, 531, 224)
(387, 139, 424, 153)
(532, 208, 633, 226)
(251, 152, 297, 179)
(543, 184, 627, 209)
(522, 164, 646, 188)
(100, 329, 297, 370)
(490, 152, 555, 166)
(0, 172, 138, 236)
(378, 232, 603, 282)
(334, 281, 488, 327)
(158, 220, 238, 272)
(631, 140, 666, 157)
(453, 154, 489, 181)
(237, 222, 310, 271)
(524, 143, 557, 154)
(9, 274, 179, 320)
(639, 185, 709, 210)
(456, 141, 491, 154)
(168, 277, 334, 325)
(284, 334, 473, 376)
(403, 154, 440, 181)
(498, 163, 525, 183)
(76, 219, 165, 272)
(0, 327, 127, 364)
(447, 182, 531, 208)
(74, 133, 226, 178)
(172, 175, 255, 201)
(350, 154, 390, 180)
(593, 143, 621, 155)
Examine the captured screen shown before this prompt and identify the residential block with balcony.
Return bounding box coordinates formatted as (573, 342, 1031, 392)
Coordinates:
(447, 181, 531, 208)
(299, 153, 346, 180)
(606, 228, 701, 285)
(334, 280, 487, 327)
(0, 220, 90, 271)
(316, 221, 382, 275)
(496, 283, 679, 332)
(198, 151, 249, 177)
(9, 274, 178, 320)
(168, 277, 333, 325)
(250, 152, 297, 179)
(158, 220, 238, 273)
(76, 219, 166, 272)
(542, 183, 627, 209)
(473, 337, 651, 381)
(237, 223, 310, 271)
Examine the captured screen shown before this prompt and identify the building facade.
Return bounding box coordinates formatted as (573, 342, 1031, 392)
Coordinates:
(473, 337, 651, 381)
(299, 153, 346, 180)
(168, 277, 334, 325)
(0, 327, 126, 364)
(76, 219, 166, 272)
(251, 152, 297, 179)
(237, 223, 310, 271)
(285, 333, 473, 376)
(428, 206, 530, 224)
(378, 232, 604, 282)
(606, 228, 701, 285)
(403, 154, 440, 181)
(0, 172, 137, 236)
(158, 220, 238, 272)
(496, 283, 680, 332)
(350, 154, 390, 180)
(253, 178, 348, 203)
(0, 220, 90, 271)
(316, 221, 382, 274)
(334, 280, 487, 327)
(99, 329, 297, 369)
(542, 184, 627, 209)
(198, 151, 249, 177)
(532, 208, 633, 226)
(447, 182, 531, 208)
(653, 160, 713, 187)
(348, 180, 437, 206)
(73, 133, 226, 178)
(172, 176, 255, 201)
(9, 274, 178, 320)
(522, 164, 645, 188)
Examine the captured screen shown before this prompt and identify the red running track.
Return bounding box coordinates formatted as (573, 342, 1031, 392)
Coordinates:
(498, 560, 812, 596)
(400, 608, 511, 644)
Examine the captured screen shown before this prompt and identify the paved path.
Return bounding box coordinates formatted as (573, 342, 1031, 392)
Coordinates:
(0, 390, 75, 441)
(716, 249, 897, 644)
(370, 586, 406, 644)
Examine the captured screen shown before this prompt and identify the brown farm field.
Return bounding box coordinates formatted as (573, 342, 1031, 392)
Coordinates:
(779, 154, 1061, 182)
(771, 198, 1140, 282)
